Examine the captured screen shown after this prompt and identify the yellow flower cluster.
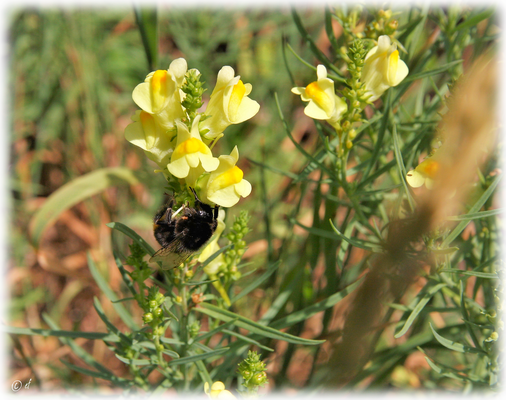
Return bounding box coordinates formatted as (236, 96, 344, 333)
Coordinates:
(125, 59, 258, 208)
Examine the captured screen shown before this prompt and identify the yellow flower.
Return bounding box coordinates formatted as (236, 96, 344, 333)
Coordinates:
(361, 35, 409, 102)
(204, 381, 237, 400)
(167, 116, 220, 180)
(124, 110, 175, 169)
(198, 146, 252, 208)
(406, 156, 440, 189)
(291, 65, 347, 129)
(200, 66, 260, 140)
(132, 58, 187, 129)
(198, 210, 226, 276)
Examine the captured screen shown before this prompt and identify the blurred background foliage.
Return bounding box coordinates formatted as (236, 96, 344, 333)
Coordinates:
(8, 4, 500, 394)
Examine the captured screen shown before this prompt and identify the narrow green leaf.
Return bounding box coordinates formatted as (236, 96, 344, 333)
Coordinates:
(195, 303, 324, 345)
(133, 6, 158, 70)
(193, 319, 238, 344)
(116, 354, 153, 366)
(270, 278, 363, 330)
(439, 269, 498, 279)
(442, 175, 501, 247)
(291, 8, 345, 81)
(402, 60, 463, 83)
(446, 208, 503, 221)
(3, 325, 120, 342)
(60, 359, 131, 385)
(429, 323, 484, 354)
(93, 297, 131, 344)
(87, 253, 139, 330)
(221, 329, 274, 352)
(392, 123, 415, 212)
(431, 247, 459, 255)
(329, 220, 383, 253)
(168, 347, 229, 366)
(113, 250, 137, 296)
(362, 90, 391, 180)
(107, 222, 155, 256)
(29, 167, 142, 247)
(42, 314, 121, 379)
(453, 8, 495, 32)
(394, 283, 446, 338)
(231, 261, 280, 303)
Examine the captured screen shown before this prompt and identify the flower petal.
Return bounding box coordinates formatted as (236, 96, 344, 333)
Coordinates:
(406, 170, 425, 188)
(167, 156, 190, 178)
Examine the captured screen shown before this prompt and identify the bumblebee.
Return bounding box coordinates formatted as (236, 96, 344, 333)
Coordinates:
(150, 188, 219, 269)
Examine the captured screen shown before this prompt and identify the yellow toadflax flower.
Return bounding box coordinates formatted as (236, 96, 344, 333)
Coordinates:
(406, 156, 440, 189)
(361, 35, 409, 102)
(200, 66, 260, 140)
(291, 65, 347, 129)
(124, 110, 175, 170)
(204, 381, 237, 400)
(167, 116, 219, 182)
(198, 146, 252, 208)
(132, 58, 188, 129)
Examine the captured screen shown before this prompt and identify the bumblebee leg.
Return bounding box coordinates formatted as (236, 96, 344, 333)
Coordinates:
(155, 200, 174, 225)
(213, 205, 219, 220)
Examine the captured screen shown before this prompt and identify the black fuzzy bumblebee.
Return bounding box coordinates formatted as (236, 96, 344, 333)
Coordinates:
(150, 188, 219, 269)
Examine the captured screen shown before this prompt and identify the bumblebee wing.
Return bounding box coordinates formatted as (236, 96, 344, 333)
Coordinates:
(149, 239, 193, 270)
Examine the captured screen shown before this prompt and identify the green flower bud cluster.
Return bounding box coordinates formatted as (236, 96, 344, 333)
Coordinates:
(224, 210, 251, 280)
(237, 351, 268, 394)
(342, 40, 369, 106)
(188, 320, 201, 338)
(126, 243, 152, 283)
(365, 9, 398, 39)
(335, 6, 364, 45)
(181, 69, 206, 126)
(142, 286, 166, 329)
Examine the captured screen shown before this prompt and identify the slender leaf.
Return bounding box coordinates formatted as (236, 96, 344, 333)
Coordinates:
(107, 222, 155, 256)
(133, 6, 158, 70)
(429, 323, 484, 354)
(394, 283, 446, 338)
(439, 269, 498, 279)
(195, 303, 324, 345)
(453, 8, 495, 32)
(446, 208, 503, 221)
(168, 347, 230, 366)
(442, 175, 501, 247)
(232, 261, 280, 303)
(4, 325, 120, 342)
(87, 253, 139, 330)
(270, 278, 363, 330)
(329, 221, 383, 252)
(402, 60, 463, 83)
(29, 167, 142, 247)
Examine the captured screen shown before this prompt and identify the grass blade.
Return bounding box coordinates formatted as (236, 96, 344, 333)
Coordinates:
(195, 303, 324, 346)
(28, 167, 142, 248)
(87, 253, 139, 330)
